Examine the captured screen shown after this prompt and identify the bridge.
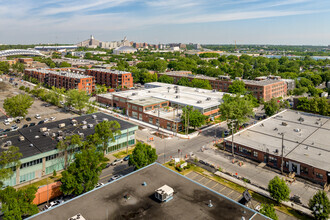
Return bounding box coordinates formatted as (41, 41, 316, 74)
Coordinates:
(0, 49, 44, 57)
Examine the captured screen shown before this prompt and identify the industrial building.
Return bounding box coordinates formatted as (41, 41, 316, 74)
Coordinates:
(28, 163, 267, 220)
(76, 35, 131, 49)
(112, 46, 137, 55)
(24, 68, 95, 94)
(85, 68, 133, 89)
(96, 82, 229, 132)
(223, 110, 330, 185)
(157, 71, 287, 101)
(0, 113, 138, 187)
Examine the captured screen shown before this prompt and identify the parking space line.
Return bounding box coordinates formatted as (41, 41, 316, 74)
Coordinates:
(219, 186, 227, 193)
(211, 183, 218, 189)
(227, 190, 234, 197)
(234, 193, 242, 201)
(205, 179, 212, 185)
(190, 172, 199, 179)
(198, 176, 205, 182)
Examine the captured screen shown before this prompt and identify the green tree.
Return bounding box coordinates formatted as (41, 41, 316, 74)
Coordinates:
(219, 95, 254, 131)
(66, 89, 89, 114)
(268, 176, 290, 203)
(94, 121, 121, 155)
(152, 59, 167, 72)
(60, 147, 108, 196)
(128, 142, 158, 170)
(59, 61, 71, 67)
(0, 61, 10, 74)
(181, 106, 208, 130)
(158, 75, 174, 84)
(259, 204, 278, 220)
(264, 98, 280, 116)
(228, 80, 246, 94)
(11, 63, 25, 73)
(3, 94, 34, 118)
(189, 78, 212, 90)
(308, 190, 330, 220)
(177, 77, 190, 86)
(46, 87, 64, 106)
(0, 146, 22, 188)
(57, 135, 83, 169)
(0, 186, 38, 220)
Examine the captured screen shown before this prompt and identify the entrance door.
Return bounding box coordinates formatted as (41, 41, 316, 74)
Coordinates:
(264, 155, 268, 163)
(327, 172, 330, 184)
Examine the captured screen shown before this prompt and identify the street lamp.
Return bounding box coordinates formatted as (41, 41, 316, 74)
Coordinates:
(231, 119, 238, 157)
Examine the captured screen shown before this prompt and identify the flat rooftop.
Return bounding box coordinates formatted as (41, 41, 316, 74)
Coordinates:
(128, 97, 165, 107)
(29, 163, 266, 220)
(100, 82, 229, 110)
(89, 68, 131, 74)
(225, 110, 330, 171)
(145, 108, 182, 122)
(0, 112, 137, 159)
(26, 69, 92, 79)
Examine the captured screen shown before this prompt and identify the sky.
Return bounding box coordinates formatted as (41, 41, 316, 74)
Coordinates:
(0, 0, 329, 45)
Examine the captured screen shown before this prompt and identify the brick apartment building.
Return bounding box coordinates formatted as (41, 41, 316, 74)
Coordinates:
(24, 69, 95, 94)
(85, 69, 133, 89)
(157, 72, 287, 101)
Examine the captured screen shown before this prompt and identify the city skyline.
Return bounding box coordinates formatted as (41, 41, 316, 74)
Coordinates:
(0, 0, 329, 45)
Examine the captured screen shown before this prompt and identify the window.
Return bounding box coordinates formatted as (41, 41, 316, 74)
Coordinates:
(149, 117, 153, 124)
(253, 151, 258, 157)
(145, 106, 152, 111)
(20, 158, 43, 169)
(132, 111, 138, 119)
(139, 107, 143, 112)
(156, 119, 159, 126)
(316, 172, 323, 179)
(301, 166, 308, 175)
(113, 96, 119, 101)
(161, 103, 167, 107)
(139, 114, 142, 120)
(132, 105, 138, 111)
(167, 122, 172, 130)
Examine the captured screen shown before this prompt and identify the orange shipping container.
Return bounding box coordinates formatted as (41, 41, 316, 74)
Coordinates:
(33, 182, 63, 205)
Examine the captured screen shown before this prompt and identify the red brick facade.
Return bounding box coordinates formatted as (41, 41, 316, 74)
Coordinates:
(85, 69, 133, 89)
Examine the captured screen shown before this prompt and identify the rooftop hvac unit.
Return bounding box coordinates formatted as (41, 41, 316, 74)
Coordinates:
(5, 141, 12, 146)
(57, 136, 63, 141)
(294, 128, 301, 132)
(92, 115, 97, 119)
(88, 124, 93, 128)
(103, 118, 108, 122)
(51, 133, 56, 137)
(40, 127, 47, 132)
(175, 95, 180, 99)
(71, 119, 77, 124)
(19, 136, 25, 141)
(82, 121, 87, 125)
(35, 135, 40, 139)
(197, 100, 202, 104)
(81, 125, 87, 130)
(78, 132, 84, 137)
(58, 131, 63, 136)
(29, 144, 34, 147)
(212, 89, 217, 92)
(155, 185, 174, 202)
(58, 123, 65, 128)
(206, 97, 211, 101)
(43, 132, 49, 136)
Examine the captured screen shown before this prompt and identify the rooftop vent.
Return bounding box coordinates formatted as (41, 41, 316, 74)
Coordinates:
(92, 115, 97, 119)
(197, 100, 202, 104)
(281, 122, 287, 126)
(43, 132, 49, 136)
(88, 124, 93, 128)
(29, 144, 34, 147)
(81, 125, 87, 130)
(175, 95, 180, 99)
(57, 136, 63, 141)
(103, 118, 108, 122)
(206, 97, 211, 101)
(298, 117, 304, 122)
(82, 121, 87, 125)
(294, 128, 301, 132)
(40, 127, 47, 132)
(35, 135, 40, 139)
(5, 141, 12, 146)
(71, 119, 77, 124)
(58, 123, 65, 128)
(19, 136, 25, 141)
(212, 89, 217, 92)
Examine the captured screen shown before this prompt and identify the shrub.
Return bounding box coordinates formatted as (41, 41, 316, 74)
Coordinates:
(19, 85, 25, 90)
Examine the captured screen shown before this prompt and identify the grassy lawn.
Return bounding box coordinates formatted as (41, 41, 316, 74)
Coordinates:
(113, 147, 134, 158)
(164, 161, 312, 220)
(18, 175, 61, 191)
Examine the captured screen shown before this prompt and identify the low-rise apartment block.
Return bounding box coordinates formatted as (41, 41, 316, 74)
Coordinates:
(157, 72, 287, 101)
(85, 68, 133, 89)
(24, 68, 95, 94)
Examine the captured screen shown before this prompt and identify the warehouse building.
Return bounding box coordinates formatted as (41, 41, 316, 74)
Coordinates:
(223, 110, 330, 185)
(28, 163, 268, 220)
(96, 82, 229, 132)
(0, 113, 138, 187)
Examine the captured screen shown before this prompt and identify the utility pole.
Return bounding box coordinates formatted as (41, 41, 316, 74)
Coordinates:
(157, 108, 160, 132)
(231, 124, 234, 157)
(280, 133, 284, 174)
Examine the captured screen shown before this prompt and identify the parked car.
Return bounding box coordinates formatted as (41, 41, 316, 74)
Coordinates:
(45, 104, 51, 107)
(15, 119, 21, 124)
(22, 124, 29, 128)
(3, 121, 10, 126)
(108, 174, 123, 182)
(29, 123, 36, 127)
(26, 117, 32, 121)
(44, 118, 49, 122)
(45, 200, 64, 210)
(4, 128, 11, 133)
(95, 183, 104, 188)
(35, 114, 41, 119)
(111, 159, 123, 166)
(50, 117, 56, 121)
(104, 163, 111, 169)
(11, 126, 19, 131)
(123, 155, 130, 161)
(38, 121, 44, 125)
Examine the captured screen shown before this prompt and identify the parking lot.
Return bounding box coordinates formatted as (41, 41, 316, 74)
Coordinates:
(185, 171, 295, 220)
(0, 81, 78, 131)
